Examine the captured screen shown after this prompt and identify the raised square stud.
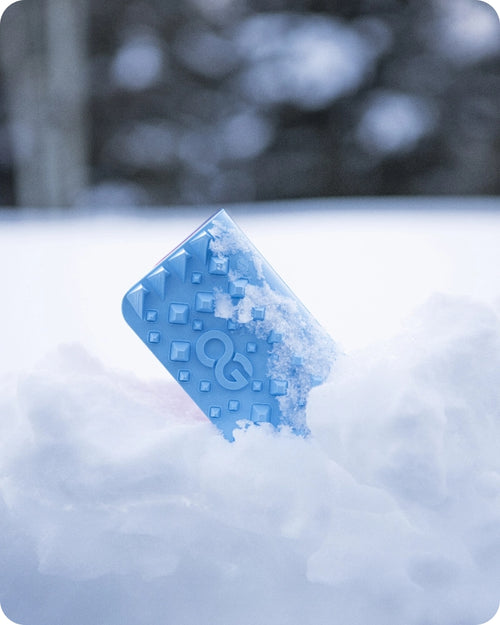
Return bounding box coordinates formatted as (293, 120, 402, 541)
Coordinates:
(209, 406, 222, 419)
(252, 380, 263, 392)
(145, 310, 158, 322)
(192, 319, 203, 331)
(251, 403, 271, 423)
(229, 278, 248, 298)
(208, 256, 229, 275)
(267, 331, 282, 344)
(170, 341, 191, 362)
(270, 379, 288, 396)
(168, 303, 190, 324)
(228, 400, 240, 412)
(200, 380, 211, 392)
(191, 272, 202, 284)
(178, 370, 190, 382)
(148, 331, 161, 343)
(252, 307, 266, 321)
(246, 342, 257, 353)
(195, 292, 215, 313)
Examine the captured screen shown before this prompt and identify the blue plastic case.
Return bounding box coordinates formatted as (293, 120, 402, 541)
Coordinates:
(122, 210, 334, 440)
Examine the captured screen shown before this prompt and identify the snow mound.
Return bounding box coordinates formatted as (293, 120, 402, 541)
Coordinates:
(0, 294, 499, 624)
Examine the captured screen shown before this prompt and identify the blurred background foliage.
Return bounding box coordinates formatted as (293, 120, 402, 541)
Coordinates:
(0, 0, 499, 207)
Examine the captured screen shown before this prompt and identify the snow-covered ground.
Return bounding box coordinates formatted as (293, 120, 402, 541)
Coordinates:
(0, 197, 500, 624)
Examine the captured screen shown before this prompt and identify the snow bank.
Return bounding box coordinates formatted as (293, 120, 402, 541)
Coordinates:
(0, 203, 499, 624)
(0, 295, 498, 624)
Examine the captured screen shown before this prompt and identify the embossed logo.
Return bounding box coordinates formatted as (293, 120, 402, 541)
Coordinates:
(195, 330, 253, 390)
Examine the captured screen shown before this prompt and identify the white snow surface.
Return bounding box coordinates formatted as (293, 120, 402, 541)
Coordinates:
(1, 198, 500, 625)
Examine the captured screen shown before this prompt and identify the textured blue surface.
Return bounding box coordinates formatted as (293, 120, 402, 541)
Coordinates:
(122, 210, 334, 440)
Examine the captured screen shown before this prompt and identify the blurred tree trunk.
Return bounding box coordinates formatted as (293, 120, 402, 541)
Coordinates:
(0, 0, 88, 207)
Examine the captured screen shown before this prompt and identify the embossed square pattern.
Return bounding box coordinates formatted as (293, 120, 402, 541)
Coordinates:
(122, 210, 334, 440)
